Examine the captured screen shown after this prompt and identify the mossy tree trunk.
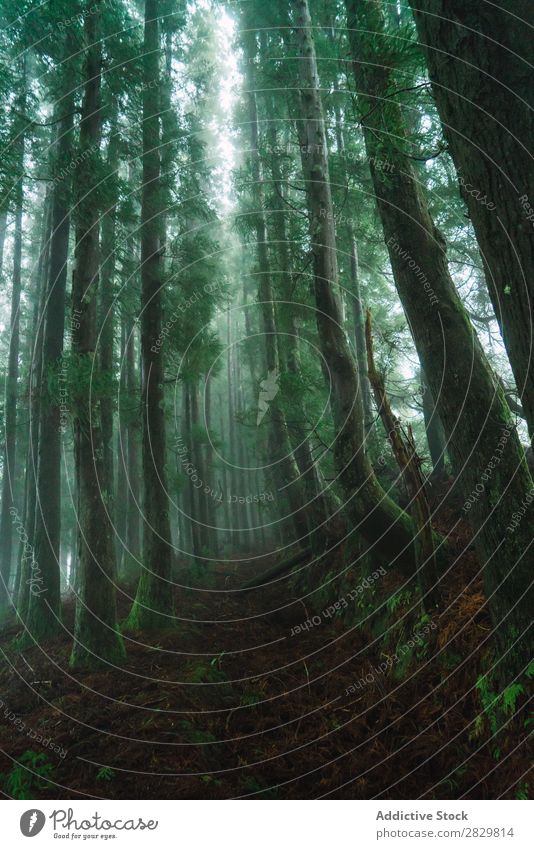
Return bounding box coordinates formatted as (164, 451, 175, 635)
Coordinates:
(408, 0, 534, 447)
(346, 0, 533, 679)
(292, 0, 436, 576)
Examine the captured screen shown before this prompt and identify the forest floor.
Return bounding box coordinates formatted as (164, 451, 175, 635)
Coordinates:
(0, 486, 531, 800)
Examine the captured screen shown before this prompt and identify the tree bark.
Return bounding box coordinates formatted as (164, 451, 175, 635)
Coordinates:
(421, 368, 447, 478)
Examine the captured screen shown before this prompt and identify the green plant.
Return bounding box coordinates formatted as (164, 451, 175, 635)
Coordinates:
(502, 683, 524, 715)
(515, 782, 529, 800)
(387, 589, 412, 614)
(96, 767, 116, 782)
(0, 751, 54, 799)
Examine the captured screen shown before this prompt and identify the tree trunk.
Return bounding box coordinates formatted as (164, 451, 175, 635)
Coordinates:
(0, 68, 26, 613)
(346, 0, 534, 678)
(421, 368, 447, 478)
(349, 235, 374, 433)
(366, 311, 440, 610)
(25, 89, 74, 640)
(99, 99, 120, 499)
(0, 209, 7, 278)
(265, 118, 337, 542)
(242, 22, 312, 549)
(14, 190, 52, 615)
(292, 0, 432, 576)
(127, 0, 174, 629)
(408, 0, 534, 446)
(69, 1, 124, 667)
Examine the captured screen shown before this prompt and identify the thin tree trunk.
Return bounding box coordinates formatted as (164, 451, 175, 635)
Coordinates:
(127, 0, 174, 629)
(14, 190, 52, 613)
(349, 236, 374, 432)
(115, 319, 128, 577)
(0, 209, 8, 278)
(26, 57, 75, 641)
(0, 69, 26, 612)
(69, 1, 124, 666)
(99, 98, 120, 498)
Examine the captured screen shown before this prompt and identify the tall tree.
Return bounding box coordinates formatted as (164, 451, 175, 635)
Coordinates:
(241, 19, 312, 548)
(291, 0, 442, 578)
(0, 60, 26, 612)
(127, 0, 174, 629)
(69, 0, 125, 667)
(25, 68, 75, 640)
(408, 0, 534, 446)
(345, 0, 533, 677)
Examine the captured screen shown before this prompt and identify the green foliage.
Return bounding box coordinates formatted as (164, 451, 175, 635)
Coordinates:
(387, 589, 412, 614)
(0, 751, 54, 799)
(96, 766, 116, 782)
(502, 683, 524, 715)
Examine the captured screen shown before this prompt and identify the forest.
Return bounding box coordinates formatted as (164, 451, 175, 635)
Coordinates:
(0, 0, 532, 802)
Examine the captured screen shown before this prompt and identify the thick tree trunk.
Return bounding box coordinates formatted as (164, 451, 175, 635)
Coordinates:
(346, 0, 533, 678)
(25, 92, 74, 640)
(69, 2, 124, 666)
(408, 0, 534, 445)
(292, 0, 432, 576)
(366, 311, 440, 610)
(127, 0, 174, 629)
